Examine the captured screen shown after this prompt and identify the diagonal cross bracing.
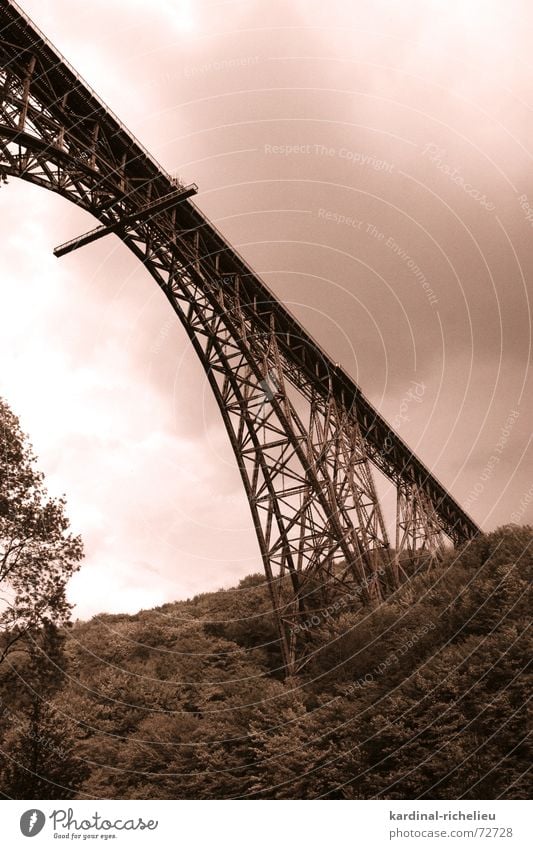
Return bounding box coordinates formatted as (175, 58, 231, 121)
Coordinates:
(0, 0, 480, 675)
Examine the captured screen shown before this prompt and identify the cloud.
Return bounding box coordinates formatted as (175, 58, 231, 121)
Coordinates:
(1, 0, 531, 618)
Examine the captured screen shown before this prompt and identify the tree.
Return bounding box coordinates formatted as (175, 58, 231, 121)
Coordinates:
(0, 397, 83, 663)
(0, 625, 90, 799)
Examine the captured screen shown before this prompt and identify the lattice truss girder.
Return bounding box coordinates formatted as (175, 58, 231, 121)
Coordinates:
(397, 481, 448, 561)
(172, 281, 396, 667)
(0, 27, 476, 675)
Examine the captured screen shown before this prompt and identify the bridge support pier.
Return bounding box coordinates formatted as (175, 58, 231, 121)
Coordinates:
(0, 0, 480, 679)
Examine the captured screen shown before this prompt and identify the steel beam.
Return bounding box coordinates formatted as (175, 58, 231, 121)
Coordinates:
(0, 0, 481, 675)
(53, 184, 198, 257)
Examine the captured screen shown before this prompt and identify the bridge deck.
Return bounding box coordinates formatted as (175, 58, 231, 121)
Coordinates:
(0, 0, 479, 544)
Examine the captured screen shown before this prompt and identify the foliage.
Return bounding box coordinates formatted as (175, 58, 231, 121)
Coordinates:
(0, 398, 83, 662)
(0, 625, 89, 798)
(1, 525, 525, 800)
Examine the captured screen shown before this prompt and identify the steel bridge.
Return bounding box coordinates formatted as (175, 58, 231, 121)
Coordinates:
(0, 0, 479, 676)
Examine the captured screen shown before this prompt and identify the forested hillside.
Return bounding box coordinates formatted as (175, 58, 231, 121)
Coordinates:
(1, 525, 530, 800)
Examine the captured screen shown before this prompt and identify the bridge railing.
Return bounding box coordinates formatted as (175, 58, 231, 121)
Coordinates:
(8, 0, 181, 190)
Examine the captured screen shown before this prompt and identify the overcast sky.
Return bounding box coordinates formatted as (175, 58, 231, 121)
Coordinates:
(1, 0, 532, 618)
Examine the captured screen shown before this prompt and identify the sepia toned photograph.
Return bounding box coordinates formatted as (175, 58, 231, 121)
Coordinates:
(0, 0, 531, 822)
